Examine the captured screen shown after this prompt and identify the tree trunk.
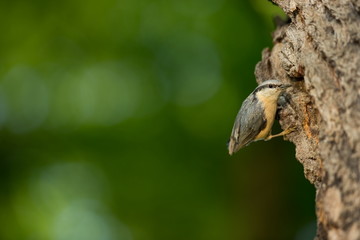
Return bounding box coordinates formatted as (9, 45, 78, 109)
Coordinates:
(255, 1, 360, 239)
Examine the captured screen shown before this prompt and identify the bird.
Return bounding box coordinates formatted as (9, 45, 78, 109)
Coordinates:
(228, 79, 293, 155)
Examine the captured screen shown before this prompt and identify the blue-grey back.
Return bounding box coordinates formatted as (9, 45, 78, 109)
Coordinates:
(231, 92, 266, 148)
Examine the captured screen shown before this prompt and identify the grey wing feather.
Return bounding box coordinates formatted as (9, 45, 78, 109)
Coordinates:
(230, 94, 267, 150)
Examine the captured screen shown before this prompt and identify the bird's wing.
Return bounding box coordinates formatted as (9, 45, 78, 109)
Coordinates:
(230, 95, 267, 151)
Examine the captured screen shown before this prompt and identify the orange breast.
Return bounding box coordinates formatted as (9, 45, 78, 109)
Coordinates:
(254, 94, 278, 140)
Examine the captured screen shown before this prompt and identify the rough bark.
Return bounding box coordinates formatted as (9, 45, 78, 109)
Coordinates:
(254, 0, 360, 239)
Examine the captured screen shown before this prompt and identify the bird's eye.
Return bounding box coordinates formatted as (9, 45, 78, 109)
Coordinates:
(269, 84, 274, 88)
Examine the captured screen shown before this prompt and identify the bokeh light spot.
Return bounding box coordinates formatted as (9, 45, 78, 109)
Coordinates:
(13, 161, 132, 240)
(51, 61, 141, 127)
(53, 199, 132, 240)
(154, 33, 222, 106)
(1, 65, 49, 133)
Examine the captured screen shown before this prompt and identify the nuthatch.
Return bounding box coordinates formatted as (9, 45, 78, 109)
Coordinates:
(228, 79, 293, 155)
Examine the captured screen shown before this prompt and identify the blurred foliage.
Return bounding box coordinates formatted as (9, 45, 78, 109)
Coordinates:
(0, 0, 315, 239)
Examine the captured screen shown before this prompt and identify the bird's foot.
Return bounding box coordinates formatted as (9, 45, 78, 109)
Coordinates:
(265, 127, 296, 141)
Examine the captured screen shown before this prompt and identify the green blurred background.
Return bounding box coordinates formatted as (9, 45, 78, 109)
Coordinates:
(0, 0, 316, 239)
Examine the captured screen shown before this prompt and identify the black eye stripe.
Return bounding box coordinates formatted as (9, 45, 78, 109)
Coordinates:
(254, 83, 280, 93)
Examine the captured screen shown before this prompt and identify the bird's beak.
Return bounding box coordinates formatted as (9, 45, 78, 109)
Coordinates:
(281, 84, 292, 89)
